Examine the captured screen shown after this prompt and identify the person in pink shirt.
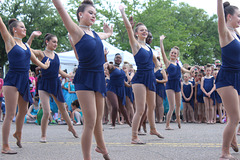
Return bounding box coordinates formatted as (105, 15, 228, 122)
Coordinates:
(29, 70, 36, 98)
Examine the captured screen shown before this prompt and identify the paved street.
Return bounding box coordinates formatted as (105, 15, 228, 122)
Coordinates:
(0, 122, 239, 160)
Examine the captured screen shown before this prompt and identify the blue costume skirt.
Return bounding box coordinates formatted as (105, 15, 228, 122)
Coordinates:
(166, 79, 181, 92)
(216, 69, 240, 95)
(73, 68, 106, 96)
(107, 84, 126, 106)
(38, 77, 65, 103)
(131, 70, 156, 92)
(125, 86, 134, 103)
(156, 83, 166, 99)
(4, 71, 33, 103)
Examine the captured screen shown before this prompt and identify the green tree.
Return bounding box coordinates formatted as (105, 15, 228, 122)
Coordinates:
(0, 0, 71, 67)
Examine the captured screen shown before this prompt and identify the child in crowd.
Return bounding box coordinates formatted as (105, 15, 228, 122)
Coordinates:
(195, 71, 205, 123)
(26, 96, 39, 123)
(181, 73, 194, 123)
(71, 100, 83, 125)
(213, 69, 223, 123)
(201, 66, 215, 124)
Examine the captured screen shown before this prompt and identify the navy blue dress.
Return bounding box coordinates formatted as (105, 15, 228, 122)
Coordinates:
(203, 76, 215, 100)
(73, 31, 106, 96)
(154, 69, 166, 99)
(197, 83, 204, 103)
(131, 47, 156, 91)
(125, 75, 134, 103)
(216, 35, 240, 95)
(214, 91, 222, 103)
(166, 63, 181, 92)
(107, 68, 126, 105)
(4, 43, 33, 103)
(38, 53, 65, 102)
(182, 83, 194, 108)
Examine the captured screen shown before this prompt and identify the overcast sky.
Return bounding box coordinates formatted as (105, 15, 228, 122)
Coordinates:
(175, 0, 239, 16)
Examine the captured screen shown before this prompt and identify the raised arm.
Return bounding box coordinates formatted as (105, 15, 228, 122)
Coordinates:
(217, 0, 233, 47)
(30, 50, 50, 69)
(68, 33, 79, 61)
(27, 31, 42, 47)
(157, 70, 168, 84)
(0, 16, 15, 53)
(181, 67, 190, 73)
(160, 35, 170, 68)
(97, 22, 113, 40)
(119, 5, 140, 55)
(52, 0, 84, 45)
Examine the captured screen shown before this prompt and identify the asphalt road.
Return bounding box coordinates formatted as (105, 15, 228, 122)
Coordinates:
(0, 122, 239, 160)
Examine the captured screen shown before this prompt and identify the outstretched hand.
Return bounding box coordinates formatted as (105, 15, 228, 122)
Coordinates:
(103, 22, 113, 35)
(119, 5, 125, 12)
(160, 35, 166, 41)
(44, 58, 50, 69)
(129, 16, 136, 29)
(31, 31, 42, 37)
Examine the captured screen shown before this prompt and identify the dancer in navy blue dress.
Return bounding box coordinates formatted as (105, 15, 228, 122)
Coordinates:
(181, 73, 194, 123)
(194, 71, 205, 123)
(27, 33, 78, 142)
(213, 69, 223, 124)
(53, 0, 113, 159)
(217, 1, 240, 159)
(106, 53, 131, 129)
(201, 66, 215, 124)
(154, 59, 167, 123)
(160, 35, 190, 130)
(122, 64, 134, 123)
(120, 5, 164, 145)
(0, 18, 49, 154)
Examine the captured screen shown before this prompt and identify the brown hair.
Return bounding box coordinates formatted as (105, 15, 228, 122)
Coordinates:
(223, 1, 239, 21)
(8, 18, 20, 36)
(172, 46, 180, 55)
(71, 99, 80, 108)
(76, 0, 95, 22)
(134, 22, 145, 39)
(43, 33, 57, 47)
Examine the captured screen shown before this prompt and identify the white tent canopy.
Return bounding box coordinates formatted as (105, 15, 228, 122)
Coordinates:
(58, 40, 136, 73)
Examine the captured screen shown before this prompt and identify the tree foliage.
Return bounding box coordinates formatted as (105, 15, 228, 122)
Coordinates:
(0, 0, 71, 67)
(68, 0, 220, 66)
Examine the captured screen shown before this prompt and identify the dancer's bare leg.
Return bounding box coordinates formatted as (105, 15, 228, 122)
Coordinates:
(2, 86, 18, 152)
(165, 90, 175, 130)
(13, 94, 28, 148)
(175, 92, 181, 128)
(76, 90, 97, 160)
(203, 97, 210, 123)
(94, 92, 108, 157)
(217, 86, 240, 159)
(132, 84, 146, 142)
(39, 90, 51, 142)
(51, 95, 78, 138)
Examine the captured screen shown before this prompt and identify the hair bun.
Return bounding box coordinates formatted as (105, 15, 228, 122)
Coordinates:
(81, 0, 94, 5)
(223, 1, 230, 8)
(8, 18, 18, 26)
(44, 33, 51, 39)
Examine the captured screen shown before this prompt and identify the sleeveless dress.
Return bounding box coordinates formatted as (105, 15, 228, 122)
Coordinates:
(216, 35, 240, 95)
(4, 43, 32, 103)
(203, 76, 215, 100)
(125, 74, 134, 103)
(131, 47, 156, 91)
(62, 81, 69, 103)
(182, 83, 194, 108)
(67, 82, 78, 111)
(154, 69, 166, 99)
(107, 68, 126, 105)
(197, 83, 204, 103)
(166, 63, 181, 92)
(38, 52, 65, 102)
(73, 31, 106, 96)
